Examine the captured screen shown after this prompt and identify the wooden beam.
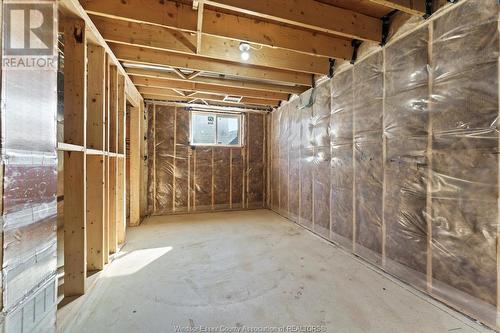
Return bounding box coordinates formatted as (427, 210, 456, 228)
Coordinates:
(142, 94, 278, 108)
(111, 43, 312, 86)
(63, 17, 87, 296)
(140, 101, 149, 218)
(116, 157, 126, 244)
(109, 65, 118, 254)
(199, 35, 330, 74)
(91, 15, 333, 73)
(108, 156, 117, 254)
(86, 156, 105, 271)
(126, 68, 306, 95)
(60, 0, 142, 107)
(118, 75, 126, 154)
(202, 9, 352, 58)
(130, 104, 142, 227)
(81, 0, 353, 57)
(86, 44, 105, 271)
(204, 0, 381, 41)
(103, 59, 110, 264)
(64, 151, 87, 295)
(138, 87, 278, 107)
(90, 15, 196, 54)
(87, 44, 106, 150)
(196, 0, 204, 53)
(367, 0, 426, 15)
(131, 76, 288, 100)
(109, 65, 119, 153)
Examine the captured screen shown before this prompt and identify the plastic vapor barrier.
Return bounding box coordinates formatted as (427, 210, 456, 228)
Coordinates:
(147, 104, 267, 214)
(270, 0, 500, 329)
(1, 1, 58, 332)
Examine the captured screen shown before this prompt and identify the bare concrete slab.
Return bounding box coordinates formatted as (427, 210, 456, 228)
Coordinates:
(57, 210, 492, 333)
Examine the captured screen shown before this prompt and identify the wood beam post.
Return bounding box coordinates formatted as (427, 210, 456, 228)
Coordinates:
(103, 58, 110, 264)
(86, 44, 106, 271)
(108, 156, 117, 253)
(117, 75, 127, 244)
(86, 156, 105, 271)
(130, 103, 143, 226)
(109, 65, 119, 254)
(196, 0, 204, 53)
(63, 17, 87, 296)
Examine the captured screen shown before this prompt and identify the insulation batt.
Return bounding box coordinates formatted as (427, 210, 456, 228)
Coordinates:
(270, 0, 500, 330)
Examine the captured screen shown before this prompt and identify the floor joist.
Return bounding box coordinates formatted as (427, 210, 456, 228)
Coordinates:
(125, 67, 307, 95)
(90, 14, 348, 73)
(111, 43, 312, 86)
(131, 76, 288, 101)
(82, 0, 356, 58)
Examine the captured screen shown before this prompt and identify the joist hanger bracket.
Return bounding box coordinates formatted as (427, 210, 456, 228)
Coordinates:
(350, 40, 362, 65)
(328, 58, 336, 78)
(425, 0, 434, 19)
(381, 10, 397, 46)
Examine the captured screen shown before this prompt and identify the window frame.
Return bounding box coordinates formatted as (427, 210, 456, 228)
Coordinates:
(189, 111, 244, 147)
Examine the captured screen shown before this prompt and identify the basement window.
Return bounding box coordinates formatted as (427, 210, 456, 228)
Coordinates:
(190, 111, 242, 147)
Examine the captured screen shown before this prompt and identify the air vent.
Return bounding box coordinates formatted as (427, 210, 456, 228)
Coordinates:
(223, 95, 243, 103)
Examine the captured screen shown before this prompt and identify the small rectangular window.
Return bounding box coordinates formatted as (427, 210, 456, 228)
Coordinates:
(190, 111, 242, 147)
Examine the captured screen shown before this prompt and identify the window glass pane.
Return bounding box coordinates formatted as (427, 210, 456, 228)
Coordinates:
(217, 116, 240, 145)
(191, 113, 216, 144)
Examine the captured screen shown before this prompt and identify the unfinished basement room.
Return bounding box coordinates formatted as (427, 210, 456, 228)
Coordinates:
(2, 0, 500, 332)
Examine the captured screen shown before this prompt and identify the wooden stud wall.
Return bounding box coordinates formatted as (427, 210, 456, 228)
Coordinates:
(58, 3, 143, 300)
(63, 17, 87, 297)
(129, 103, 143, 226)
(86, 44, 106, 271)
(146, 104, 267, 215)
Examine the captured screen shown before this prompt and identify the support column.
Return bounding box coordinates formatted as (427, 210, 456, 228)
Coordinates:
(130, 104, 143, 226)
(63, 17, 87, 296)
(86, 44, 105, 271)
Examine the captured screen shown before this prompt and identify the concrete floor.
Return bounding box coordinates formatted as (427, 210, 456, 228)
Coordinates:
(58, 210, 491, 333)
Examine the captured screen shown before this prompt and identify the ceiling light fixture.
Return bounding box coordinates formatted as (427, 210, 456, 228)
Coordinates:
(239, 42, 251, 61)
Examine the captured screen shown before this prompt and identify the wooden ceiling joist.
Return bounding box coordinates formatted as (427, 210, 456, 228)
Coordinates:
(125, 68, 308, 95)
(196, 0, 204, 53)
(142, 94, 276, 108)
(60, 0, 142, 107)
(138, 86, 279, 107)
(131, 76, 289, 101)
(90, 15, 333, 74)
(110, 43, 312, 86)
(367, 0, 426, 16)
(203, 0, 382, 42)
(82, 0, 353, 59)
